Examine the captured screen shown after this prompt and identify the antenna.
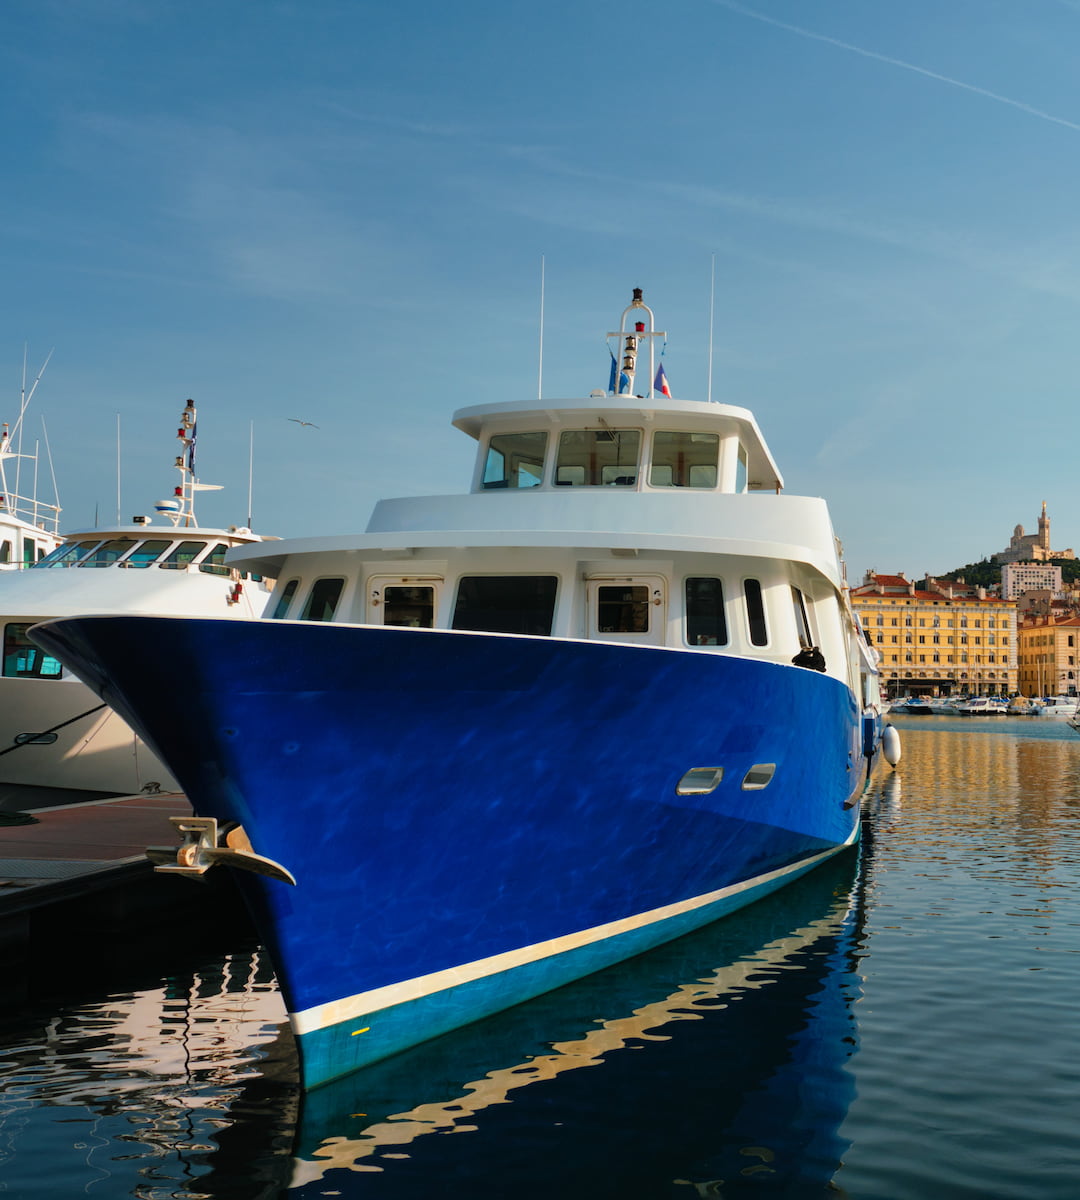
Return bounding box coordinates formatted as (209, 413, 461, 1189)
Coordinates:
(707, 253, 716, 404)
(40, 415, 60, 523)
(247, 420, 254, 530)
(537, 254, 545, 401)
(115, 413, 122, 524)
(12, 346, 52, 507)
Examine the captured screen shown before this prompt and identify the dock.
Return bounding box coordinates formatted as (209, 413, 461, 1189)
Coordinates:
(0, 792, 252, 1005)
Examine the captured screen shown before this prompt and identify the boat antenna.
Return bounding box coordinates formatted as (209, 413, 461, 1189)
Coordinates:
(40, 415, 61, 524)
(707, 252, 716, 404)
(115, 412, 122, 525)
(247, 419, 254, 530)
(12, 346, 52, 508)
(537, 254, 545, 400)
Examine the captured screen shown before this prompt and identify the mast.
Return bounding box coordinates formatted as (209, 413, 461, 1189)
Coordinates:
(607, 288, 666, 399)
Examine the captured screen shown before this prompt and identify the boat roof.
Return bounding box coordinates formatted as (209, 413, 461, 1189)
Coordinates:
(452, 396, 783, 492)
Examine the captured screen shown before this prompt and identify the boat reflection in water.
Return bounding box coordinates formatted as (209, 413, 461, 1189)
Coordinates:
(279, 845, 866, 1199)
(0, 839, 868, 1200)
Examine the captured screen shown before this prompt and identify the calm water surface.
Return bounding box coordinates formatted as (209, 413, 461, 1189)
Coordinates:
(2, 716, 1080, 1199)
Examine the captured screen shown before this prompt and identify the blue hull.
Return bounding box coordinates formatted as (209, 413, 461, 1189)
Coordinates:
(32, 616, 867, 1088)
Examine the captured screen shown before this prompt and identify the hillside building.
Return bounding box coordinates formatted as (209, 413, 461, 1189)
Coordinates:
(994, 502, 1074, 564)
(1001, 562, 1063, 601)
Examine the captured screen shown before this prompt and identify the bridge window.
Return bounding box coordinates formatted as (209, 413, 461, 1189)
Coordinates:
(452, 576, 558, 636)
(555, 430, 640, 487)
(34, 540, 101, 568)
(597, 585, 650, 633)
(198, 543, 231, 576)
(81, 539, 136, 567)
(482, 431, 547, 489)
(159, 541, 205, 570)
(122, 540, 172, 568)
(650, 431, 719, 488)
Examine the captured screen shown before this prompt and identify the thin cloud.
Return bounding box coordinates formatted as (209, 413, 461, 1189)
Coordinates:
(710, 0, 1080, 134)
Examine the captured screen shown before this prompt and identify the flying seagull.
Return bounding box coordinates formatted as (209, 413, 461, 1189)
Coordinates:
(289, 418, 319, 429)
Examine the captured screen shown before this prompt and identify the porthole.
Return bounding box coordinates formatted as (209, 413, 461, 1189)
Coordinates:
(742, 763, 776, 790)
(676, 767, 724, 795)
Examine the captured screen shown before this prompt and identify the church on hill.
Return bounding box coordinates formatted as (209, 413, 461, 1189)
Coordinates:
(993, 502, 1074, 564)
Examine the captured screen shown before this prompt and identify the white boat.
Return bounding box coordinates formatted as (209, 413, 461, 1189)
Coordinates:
(0, 351, 62, 569)
(955, 696, 1009, 716)
(0, 399, 274, 808)
(34, 289, 893, 1089)
(1030, 695, 1079, 718)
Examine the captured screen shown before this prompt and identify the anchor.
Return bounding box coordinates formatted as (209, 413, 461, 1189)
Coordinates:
(147, 815, 296, 885)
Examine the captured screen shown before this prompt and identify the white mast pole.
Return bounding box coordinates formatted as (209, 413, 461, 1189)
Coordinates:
(707, 253, 716, 405)
(247, 420, 254, 530)
(537, 254, 545, 401)
(116, 413, 121, 524)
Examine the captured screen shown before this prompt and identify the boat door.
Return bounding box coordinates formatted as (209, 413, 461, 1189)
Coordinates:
(586, 576, 668, 646)
(368, 576, 443, 627)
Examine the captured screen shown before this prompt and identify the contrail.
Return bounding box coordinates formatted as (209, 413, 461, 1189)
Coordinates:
(711, 0, 1080, 134)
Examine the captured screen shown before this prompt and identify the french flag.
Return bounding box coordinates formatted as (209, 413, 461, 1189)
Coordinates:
(654, 362, 671, 397)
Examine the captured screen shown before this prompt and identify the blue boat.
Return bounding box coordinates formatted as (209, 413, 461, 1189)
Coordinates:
(31, 289, 891, 1089)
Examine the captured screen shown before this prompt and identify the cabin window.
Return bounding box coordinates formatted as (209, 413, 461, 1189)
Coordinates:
(21, 539, 35, 567)
(597, 585, 650, 633)
(269, 578, 300, 619)
(744, 579, 769, 646)
(34, 540, 100, 568)
(791, 586, 815, 648)
(0, 541, 10, 564)
(482, 431, 547, 490)
(452, 576, 558, 636)
(81, 539, 135, 568)
(198, 543, 231, 576)
(686, 577, 728, 646)
(301, 578, 345, 622)
(383, 586, 435, 628)
(122, 540, 172, 568)
(3, 623, 62, 679)
(649, 432, 719, 488)
(555, 429, 640, 487)
(159, 541, 205, 570)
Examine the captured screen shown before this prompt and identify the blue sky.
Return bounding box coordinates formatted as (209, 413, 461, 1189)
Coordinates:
(3, 0, 1080, 579)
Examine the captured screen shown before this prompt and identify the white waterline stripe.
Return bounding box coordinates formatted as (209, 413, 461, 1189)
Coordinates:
(293, 832, 856, 1035)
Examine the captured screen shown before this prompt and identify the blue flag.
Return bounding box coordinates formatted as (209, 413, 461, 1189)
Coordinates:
(608, 349, 617, 394)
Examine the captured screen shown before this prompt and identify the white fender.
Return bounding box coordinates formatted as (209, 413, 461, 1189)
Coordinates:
(882, 723, 901, 767)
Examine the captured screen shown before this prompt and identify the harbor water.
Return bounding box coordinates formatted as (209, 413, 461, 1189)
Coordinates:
(2, 715, 1080, 1198)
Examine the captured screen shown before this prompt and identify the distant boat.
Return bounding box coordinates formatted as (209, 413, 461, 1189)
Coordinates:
(955, 697, 1009, 716)
(1030, 696, 1078, 718)
(0, 400, 274, 808)
(0, 350, 62, 569)
(33, 288, 893, 1089)
(892, 697, 932, 715)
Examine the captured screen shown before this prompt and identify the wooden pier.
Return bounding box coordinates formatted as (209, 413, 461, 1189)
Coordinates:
(0, 792, 251, 1004)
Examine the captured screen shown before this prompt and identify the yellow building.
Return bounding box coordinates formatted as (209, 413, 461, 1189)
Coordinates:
(851, 571, 1017, 699)
(1016, 614, 1080, 697)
